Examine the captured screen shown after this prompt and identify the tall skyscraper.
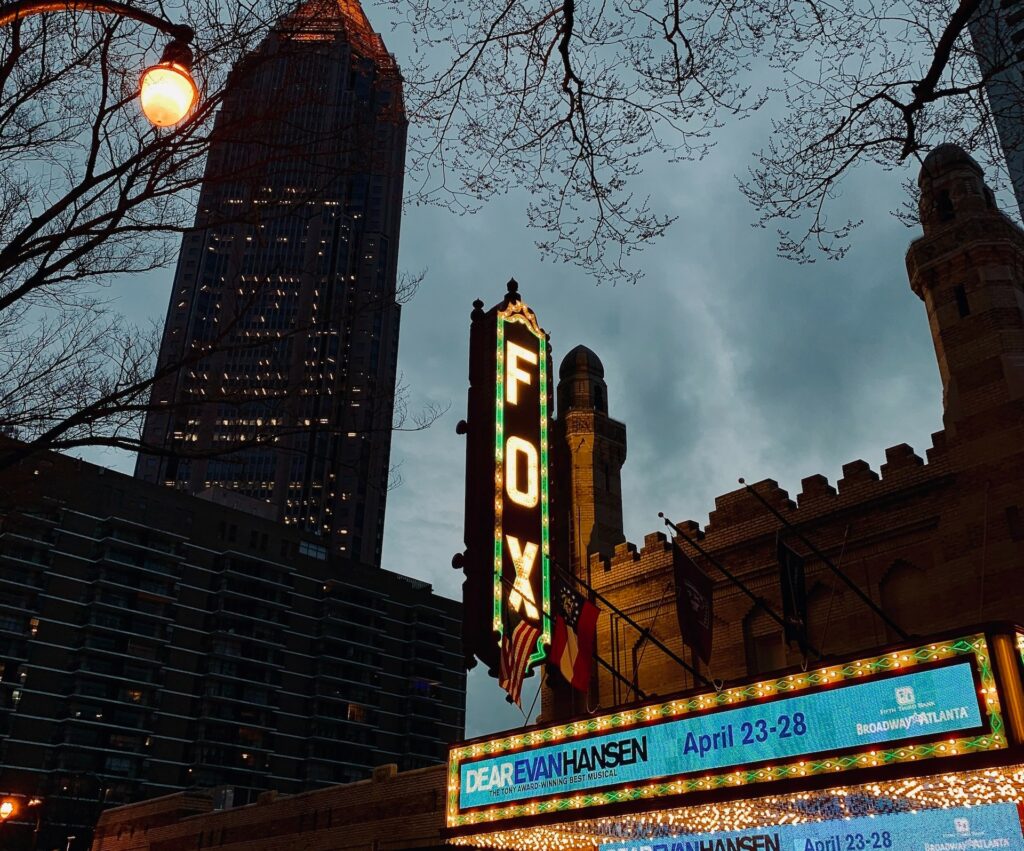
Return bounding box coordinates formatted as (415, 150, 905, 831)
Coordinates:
(135, 0, 406, 566)
(969, 0, 1024, 220)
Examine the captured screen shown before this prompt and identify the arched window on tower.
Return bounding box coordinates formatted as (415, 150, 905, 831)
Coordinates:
(879, 560, 928, 641)
(937, 189, 955, 222)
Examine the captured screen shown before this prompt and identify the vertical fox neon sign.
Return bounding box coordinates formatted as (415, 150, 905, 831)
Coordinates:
(459, 280, 551, 675)
(492, 299, 551, 664)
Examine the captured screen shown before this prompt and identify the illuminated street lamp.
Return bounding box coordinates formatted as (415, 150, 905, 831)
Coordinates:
(139, 38, 198, 126)
(0, 0, 198, 126)
(0, 797, 17, 821)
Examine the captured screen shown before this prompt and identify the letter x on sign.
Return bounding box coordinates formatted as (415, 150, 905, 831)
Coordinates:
(507, 535, 539, 621)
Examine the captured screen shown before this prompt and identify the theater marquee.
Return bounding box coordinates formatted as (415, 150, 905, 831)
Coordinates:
(446, 632, 1010, 831)
(599, 803, 1024, 851)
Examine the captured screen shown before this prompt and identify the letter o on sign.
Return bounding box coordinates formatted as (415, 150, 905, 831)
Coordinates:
(505, 436, 539, 508)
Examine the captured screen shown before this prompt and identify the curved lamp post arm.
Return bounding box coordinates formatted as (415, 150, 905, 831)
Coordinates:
(0, 0, 192, 41)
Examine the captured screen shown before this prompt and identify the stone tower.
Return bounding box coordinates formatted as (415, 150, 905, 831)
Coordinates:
(541, 344, 627, 720)
(906, 144, 1024, 442)
(556, 345, 628, 582)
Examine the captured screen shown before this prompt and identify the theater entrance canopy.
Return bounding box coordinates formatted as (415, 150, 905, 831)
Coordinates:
(444, 625, 1024, 851)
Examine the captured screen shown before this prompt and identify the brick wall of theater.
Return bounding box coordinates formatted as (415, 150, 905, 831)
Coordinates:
(590, 432, 1023, 705)
(90, 765, 448, 851)
(575, 146, 1024, 708)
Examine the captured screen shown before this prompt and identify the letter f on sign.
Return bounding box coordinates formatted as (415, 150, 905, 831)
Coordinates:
(506, 342, 537, 405)
(506, 535, 539, 621)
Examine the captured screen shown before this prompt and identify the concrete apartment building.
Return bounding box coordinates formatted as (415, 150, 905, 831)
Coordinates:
(0, 448, 464, 850)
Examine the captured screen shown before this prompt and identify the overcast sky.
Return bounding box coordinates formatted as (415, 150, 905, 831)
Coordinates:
(87, 1, 1018, 741)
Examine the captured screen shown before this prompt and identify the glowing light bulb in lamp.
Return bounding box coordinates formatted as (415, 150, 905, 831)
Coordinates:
(140, 40, 198, 127)
(0, 798, 16, 820)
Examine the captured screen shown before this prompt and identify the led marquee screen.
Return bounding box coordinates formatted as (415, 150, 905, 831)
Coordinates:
(446, 635, 1007, 830)
(599, 802, 1024, 851)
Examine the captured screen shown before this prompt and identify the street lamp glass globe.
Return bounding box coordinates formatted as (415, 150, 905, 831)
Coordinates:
(0, 799, 16, 820)
(139, 62, 197, 127)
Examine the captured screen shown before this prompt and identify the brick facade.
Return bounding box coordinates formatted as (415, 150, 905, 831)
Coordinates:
(91, 765, 447, 851)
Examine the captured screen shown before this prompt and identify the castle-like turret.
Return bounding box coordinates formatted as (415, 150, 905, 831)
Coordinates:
(556, 345, 627, 576)
(906, 143, 1024, 441)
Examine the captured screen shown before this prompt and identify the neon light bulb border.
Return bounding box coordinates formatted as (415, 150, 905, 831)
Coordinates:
(492, 308, 552, 668)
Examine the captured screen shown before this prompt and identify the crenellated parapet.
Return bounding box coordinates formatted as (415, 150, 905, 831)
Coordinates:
(586, 411, 1020, 711)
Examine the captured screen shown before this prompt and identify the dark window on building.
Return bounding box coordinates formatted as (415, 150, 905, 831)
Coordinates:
(954, 284, 970, 317)
(937, 189, 955, 221)
(880, 560, 927, 640)
(743, 608, 786, 676)
(1007, 506, 1024, 541)
(747, 632, 786, 675)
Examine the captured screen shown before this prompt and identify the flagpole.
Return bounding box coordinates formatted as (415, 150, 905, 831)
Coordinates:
(737, 479, 909, 641)
(627, 581, 674, 702)
(555, 565, 713, 689)
(659, 512, 822, 660)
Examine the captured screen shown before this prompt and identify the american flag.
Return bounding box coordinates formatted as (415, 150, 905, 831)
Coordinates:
(499, 618, 540, 706)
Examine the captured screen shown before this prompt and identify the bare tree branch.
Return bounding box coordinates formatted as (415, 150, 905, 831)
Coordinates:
(389, 0, 1023, 271)
(0, 2, 445, 476)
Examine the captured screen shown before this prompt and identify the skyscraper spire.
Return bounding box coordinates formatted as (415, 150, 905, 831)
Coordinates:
(281, 0, 394, 67)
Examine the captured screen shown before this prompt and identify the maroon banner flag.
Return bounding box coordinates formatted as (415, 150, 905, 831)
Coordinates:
(550, 583, 599, 692)
(672, 543, 714, 664)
